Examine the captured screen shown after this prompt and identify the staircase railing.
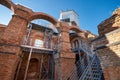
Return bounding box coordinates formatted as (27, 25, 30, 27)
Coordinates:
(79, 54, 103, 80)
(63, 56, 88, 80)
(63, 54, 104, 80)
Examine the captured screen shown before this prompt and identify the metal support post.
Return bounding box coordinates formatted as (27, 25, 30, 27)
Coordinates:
(24, 47, 33, 80)
(25, 23, 32, 45)
(47, 55, 50, 80)
(44, 29, 47, 48)
(51, 53, 55, 80)
(49, 31, 53, 49)
(38, 55, 43, 80)
(14, 52, 24, 80)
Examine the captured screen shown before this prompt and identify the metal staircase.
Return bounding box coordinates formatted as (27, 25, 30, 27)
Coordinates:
(63, 54, 104, 80)
(80, 54, 104, 80)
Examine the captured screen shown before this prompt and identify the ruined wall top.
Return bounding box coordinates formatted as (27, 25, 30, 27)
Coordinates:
(0, 24, 6, 27)
(98, 8, 120, 35)
(112, 7, 120, 15)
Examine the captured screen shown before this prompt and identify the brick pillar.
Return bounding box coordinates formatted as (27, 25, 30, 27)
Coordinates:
(1, 15, 28, 44)
(55, 22, 75, 80)
(0, 14, 28, 80)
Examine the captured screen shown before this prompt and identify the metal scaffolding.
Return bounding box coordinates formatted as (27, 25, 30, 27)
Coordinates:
(14, 23, 57, 80)
(22, 46, 55, 80)
(24, 47, 33, 80)
(43, 28, 54, 49)
(38, 53, 55, 80)
(14, 23, 33, 80)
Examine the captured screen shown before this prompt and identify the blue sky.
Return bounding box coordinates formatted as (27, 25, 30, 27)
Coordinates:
(0, 0, 120, 35)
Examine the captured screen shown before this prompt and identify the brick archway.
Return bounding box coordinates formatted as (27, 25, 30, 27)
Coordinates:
(0, 0, 16, 12)
(69, 26, 82, 33)
(27, 58, 39, 79)
(29, 12, 58, 25)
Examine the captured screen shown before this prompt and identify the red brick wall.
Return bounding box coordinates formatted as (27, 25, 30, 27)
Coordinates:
(98, 14, 120, 35)
(93, 27, 120, 80)
(0, 24, 6, 39)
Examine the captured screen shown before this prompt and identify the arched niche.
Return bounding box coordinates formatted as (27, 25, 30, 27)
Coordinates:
(69, 26, 83, 48)
(27, 58, 39, 79)
(71, 37, 81, 49)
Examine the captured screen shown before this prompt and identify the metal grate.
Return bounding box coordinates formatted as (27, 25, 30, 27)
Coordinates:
(63, 54, 88, 80)
(80, 54, 103, 80)
(63, 54, 104, 80)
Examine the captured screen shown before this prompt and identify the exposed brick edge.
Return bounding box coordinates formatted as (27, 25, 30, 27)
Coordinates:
(0, 43, 20, 54)
(14, 14, 29, 22)
(96, 46, 107, 50)
(60, 50, 72, 53)
(60, 57, 75, 59)
(92, 28, 120, 42)
(17, 7, 29, 14)
(0, 51, 15, 54)
(59, 30, 69, 33)
(105, 28, 120, 36)
(95, 41, 120, 50)
(59, 41, 70, 43)
(91, 35, 105, 42)
(107, 41, 120, 46)
(0, 43, 21, 47)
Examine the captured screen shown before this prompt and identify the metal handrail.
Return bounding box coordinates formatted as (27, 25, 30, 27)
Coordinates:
(21, 35, 58, 50)
(63, 56, 88, 80)
(79, 54, 96, 80)
(79, 54, 103, 80)
(63, 54, 103, 80)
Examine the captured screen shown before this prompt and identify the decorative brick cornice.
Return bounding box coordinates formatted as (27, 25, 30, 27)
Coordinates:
(91, 35, 105, 42)
(59, 30, 69, 33)
(13, 14, 29, 23)
(0, 51, 15, 54)
(0, 43, 20, 47)
(59, 41, 70, 43)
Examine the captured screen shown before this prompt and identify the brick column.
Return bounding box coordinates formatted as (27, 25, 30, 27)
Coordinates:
(55, 22, 76, 80)
(1, 15, 28, 44)
(0, 14, 28, 80)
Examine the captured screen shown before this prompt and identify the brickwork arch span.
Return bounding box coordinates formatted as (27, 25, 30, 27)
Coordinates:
(69, 26, 89, 39)
(29, 12, 58, 25)
(69, 26, 82, 33)
(0, 0, 16, 12)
